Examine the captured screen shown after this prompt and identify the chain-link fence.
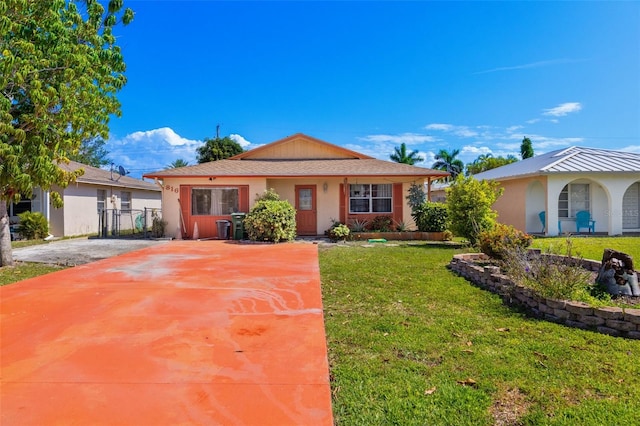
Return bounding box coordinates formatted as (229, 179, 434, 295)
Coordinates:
(97, 208, 165, 238)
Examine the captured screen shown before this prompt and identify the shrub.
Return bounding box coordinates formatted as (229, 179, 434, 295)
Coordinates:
(412, 201, 448, 232)
(406, 182, 426, 213)
(348, 219, 368, 232)
(17, 211, 49, 240)
(502, 240, 594, 301)
(446, 175, 503, 244)
(244, 189, 296, 242)
(328, 223, 350, 242)
(478, 223, 532, 259)
(151, 209, 166, 238)
(369, 215, 393, 232)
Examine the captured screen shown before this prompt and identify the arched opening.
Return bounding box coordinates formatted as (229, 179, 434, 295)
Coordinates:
(622, 181, 640, 231)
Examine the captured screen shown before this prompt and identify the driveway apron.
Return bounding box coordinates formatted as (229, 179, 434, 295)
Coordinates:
(0, 241, 333, 425)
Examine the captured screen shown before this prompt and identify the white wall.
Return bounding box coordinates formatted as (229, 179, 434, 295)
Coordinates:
(54, 183, 161, 237)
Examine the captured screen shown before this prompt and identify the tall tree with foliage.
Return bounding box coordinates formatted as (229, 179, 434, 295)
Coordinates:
(446, 175, 503, 245)
(196, 136, 244, 163)
(432, 148, 464, 181)
(68, 138, 111, 167)
(465, 153, 518, 175)
(0, 0, 133, 267)
(520, 137, 534, 159)
(167, 158, 189, 169)
(390, 143, 424, 165)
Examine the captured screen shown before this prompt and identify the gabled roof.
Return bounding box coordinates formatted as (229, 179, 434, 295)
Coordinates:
(58, 161, 160, 191)
(144, 133, 448, 179)
(231, 133, 373, 160)
(473, 146, 640, 181)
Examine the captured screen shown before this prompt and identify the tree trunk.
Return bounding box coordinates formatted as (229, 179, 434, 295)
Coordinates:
(0, 200, 14, 267)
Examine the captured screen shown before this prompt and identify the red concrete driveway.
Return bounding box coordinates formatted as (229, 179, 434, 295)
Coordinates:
(1, 241, 333, 425)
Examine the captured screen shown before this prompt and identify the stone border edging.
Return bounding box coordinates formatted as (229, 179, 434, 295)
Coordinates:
(449, 253, 640, 340)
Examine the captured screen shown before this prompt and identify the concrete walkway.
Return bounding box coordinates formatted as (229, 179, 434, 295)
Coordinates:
(1, 241, 333, 425)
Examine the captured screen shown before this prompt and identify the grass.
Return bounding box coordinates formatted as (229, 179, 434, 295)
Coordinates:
(0, 262, 65, 286)
(320, 242, 640, 425)
(531, 236, 640, 262)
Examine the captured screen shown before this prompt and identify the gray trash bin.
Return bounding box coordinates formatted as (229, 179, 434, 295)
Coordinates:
(216, 220, 230, 239)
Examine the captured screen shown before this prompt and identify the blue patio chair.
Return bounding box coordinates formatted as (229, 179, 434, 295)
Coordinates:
(538, 211, 546, 233)
(576, 210, 595, 233)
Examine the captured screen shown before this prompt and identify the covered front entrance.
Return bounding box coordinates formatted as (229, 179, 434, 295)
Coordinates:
(295, 185, 317, 235)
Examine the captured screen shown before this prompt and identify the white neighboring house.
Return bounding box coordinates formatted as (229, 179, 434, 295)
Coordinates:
(469, 147, 640, 236)
(8, 161, 162, 238)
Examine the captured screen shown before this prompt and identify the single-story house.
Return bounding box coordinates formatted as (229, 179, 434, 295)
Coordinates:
(143, 133, 448, 239)
(8, 161, 162, 238)
(470, 146, 640, 236)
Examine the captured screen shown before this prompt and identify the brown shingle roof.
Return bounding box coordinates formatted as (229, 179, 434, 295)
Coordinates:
(58, 161, 160, 191)
(144, 158, 449, 179)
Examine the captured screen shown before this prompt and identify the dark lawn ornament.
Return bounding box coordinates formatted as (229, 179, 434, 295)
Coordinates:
(596, 249, 640, 297)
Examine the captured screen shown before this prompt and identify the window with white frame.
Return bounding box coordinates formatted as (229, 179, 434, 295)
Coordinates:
(349, 183, 392, 213)
(558, 183, 590, 218)
(121, 191, 132, 211)
(191, 187, 239, 215)
(97, 189, 106, 213)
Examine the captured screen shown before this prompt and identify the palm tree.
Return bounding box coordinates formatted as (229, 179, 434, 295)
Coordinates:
(167, 158, 189, 169)
(390, 143, 424, 165)
(432, 148, 464, 181)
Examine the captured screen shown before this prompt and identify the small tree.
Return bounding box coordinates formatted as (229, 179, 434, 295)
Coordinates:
(520, 137, 534, 159)
(244, 189, 296, 242)
(406, 182, 426, 214)
(446, 175, 503, 244)
(196, 136, 244, 163)
(68, 138, 111, 167)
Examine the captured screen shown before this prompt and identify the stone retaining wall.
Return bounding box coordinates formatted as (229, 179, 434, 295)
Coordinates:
(449, 253, 640, 340)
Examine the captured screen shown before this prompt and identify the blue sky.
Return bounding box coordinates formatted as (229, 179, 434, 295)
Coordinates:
(104, 1, 640, 178)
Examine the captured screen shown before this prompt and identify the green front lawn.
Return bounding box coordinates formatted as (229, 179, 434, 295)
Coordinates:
(320, 241, 640, 425)
(531, 236, 640, 262)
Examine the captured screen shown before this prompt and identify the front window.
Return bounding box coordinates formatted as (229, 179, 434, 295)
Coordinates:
(97, 189, 106, 213)
(349, 184, 392, 213)
(121, 191, 131, 211)
(192, 187, 239, 215)
(558, 183, 590, 218)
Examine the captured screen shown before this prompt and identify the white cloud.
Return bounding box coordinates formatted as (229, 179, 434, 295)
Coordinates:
(621, 145, 640, 154)
(474, 58, 582, 75)
(128, 127, 200, 147)
(425, 123, 454, 131)
(425, 123, 478, 138)
(229, 133, 252, 148)
(358, 133, 436, 144)
(461, 146, 492, 156)
(543, 102, 582, 117)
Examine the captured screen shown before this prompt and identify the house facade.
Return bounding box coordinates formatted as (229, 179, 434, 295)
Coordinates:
(8, 161, 162, 237)
(472, 147, 640, 236)
(144, 133, 448, 239)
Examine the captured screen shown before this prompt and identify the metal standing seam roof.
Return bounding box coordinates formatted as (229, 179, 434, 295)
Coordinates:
(144, 158, 449, 179)
(57, 160, 161, 191)
(472, 146, 640, 181)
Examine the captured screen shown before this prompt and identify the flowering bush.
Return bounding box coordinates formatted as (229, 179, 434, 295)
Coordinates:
(502, 241, 594, 301)
(478, 223, 532, 259)
(369, 215, 393, 232)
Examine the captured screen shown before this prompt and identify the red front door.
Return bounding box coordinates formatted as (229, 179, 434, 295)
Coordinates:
(295, 185, 317, 236)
